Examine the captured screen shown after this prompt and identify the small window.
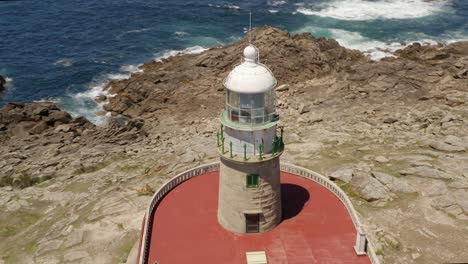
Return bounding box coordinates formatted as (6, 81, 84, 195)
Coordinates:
(246, 174, 259, 188)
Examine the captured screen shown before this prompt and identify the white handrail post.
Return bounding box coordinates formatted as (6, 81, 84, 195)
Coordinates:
(354, 226, 367, 255)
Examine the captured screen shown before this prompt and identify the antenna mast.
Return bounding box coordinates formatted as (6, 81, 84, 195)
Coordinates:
(249, 11, 252, 44)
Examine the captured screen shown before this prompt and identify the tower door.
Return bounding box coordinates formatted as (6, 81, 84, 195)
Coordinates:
(245, 213, 260, 233)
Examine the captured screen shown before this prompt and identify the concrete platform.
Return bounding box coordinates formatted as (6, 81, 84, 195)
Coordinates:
(145, 171, 371, 264)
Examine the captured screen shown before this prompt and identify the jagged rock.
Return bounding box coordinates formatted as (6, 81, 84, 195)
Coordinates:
(95, 95, 107, 103)
(298, 104, 310, 114)
(29, 121, 49, 135)
(47, 110, 72, 125)
(276, 84, 289, 92)
(399, 166, 452, 179)
(429, 136, 466, 152)
(374, 156, 389, 163)
(350, 172, 392, 202)
(63, 251, 91, 262)
(383, 117, 398, 124)
(453, 189, 468, 215)
(329, 168, 353, 183)
(421, 180, 447, 197)
(372, 172, 416, 193)
(54, 124, 73, 133)
(383, 233, 401, 250)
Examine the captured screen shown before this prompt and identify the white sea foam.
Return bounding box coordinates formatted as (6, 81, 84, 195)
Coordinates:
(156, 45, 208, 61)
(294, 26, 456, 61)
(297, 0, 450, 21)
(223, 5, 240, 10)
(34, 97, 62, 104)
(107, 73, 131, 80)
(267, 0, 286, 6)
(68, 78, 111, 125)
(5, 77, 13, 83)
(53, 58, 74, 67)
(125, 28, 152, 34)
(120, 64, 144, 74)
(174, 31, 189, 37)
(269, 10, 279, 14)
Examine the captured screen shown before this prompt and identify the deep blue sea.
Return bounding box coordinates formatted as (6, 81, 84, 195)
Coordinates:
(1, 0, 467, 123)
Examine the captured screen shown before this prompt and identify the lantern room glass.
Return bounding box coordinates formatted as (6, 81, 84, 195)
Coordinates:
(225, 89, 276, 125)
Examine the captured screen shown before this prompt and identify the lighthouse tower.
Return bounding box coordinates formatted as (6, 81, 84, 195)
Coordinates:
(217, 44, 284, 234)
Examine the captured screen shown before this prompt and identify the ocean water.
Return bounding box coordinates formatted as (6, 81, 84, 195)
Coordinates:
(0, 0, 467, 123)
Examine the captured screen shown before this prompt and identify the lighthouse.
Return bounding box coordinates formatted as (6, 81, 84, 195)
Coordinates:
(217, 44, 284, 234)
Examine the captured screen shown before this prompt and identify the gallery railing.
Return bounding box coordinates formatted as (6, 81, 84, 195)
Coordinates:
(137, 162, 380, 264)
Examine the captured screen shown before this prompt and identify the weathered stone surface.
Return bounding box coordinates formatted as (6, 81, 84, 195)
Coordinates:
(350, 172, 391, 202)
(374, 156, 389, 163)
(399, 166, 452, 179)
(329, 168, 353, 183)
(429, 136, 466, 152)
(453, 189, 468, 215)
(372, 172, 416, 193)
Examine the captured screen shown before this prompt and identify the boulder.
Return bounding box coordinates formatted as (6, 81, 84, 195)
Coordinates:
(29, 121, 49, 135)
(383, 117, 398, 124)
(276, 84, 289, 92)
(399, 166, 452, 179)
(429, 136, 466, 152)
(372, 172, 416, 193)
(329, 168, 353, 183)
(350, 172, 392, 202)
(453, 189, 468, 215)
(374, 156, 389, 163)
(47, 110, 72, 125)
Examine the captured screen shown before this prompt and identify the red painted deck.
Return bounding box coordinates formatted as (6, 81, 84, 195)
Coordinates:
(147, 172, 370, 264)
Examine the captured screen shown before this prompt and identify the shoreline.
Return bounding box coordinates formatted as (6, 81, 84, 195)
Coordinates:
(0, 26, 467, 263)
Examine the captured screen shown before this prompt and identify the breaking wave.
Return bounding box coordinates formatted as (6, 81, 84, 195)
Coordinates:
(63, 45, 208, 124)
(267, 0, 287, 6)
(174, 31, 189, 37)
(53, 58, 74, 67)
(208, 4, 240, 10)
(294, 26, 467, 61)
(296, 0, 451, 21)
(155, 45, 208, 61)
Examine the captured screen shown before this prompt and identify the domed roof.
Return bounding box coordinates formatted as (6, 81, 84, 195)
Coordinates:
(224, 45, 277, 94)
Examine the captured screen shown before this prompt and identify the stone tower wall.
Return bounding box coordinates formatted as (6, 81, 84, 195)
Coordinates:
(217, 156, 282, 233)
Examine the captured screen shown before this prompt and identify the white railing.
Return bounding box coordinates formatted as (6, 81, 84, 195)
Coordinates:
(280, 163, 380, 264)
(137, 162, 220, 264)
(138, 162, 380, 264)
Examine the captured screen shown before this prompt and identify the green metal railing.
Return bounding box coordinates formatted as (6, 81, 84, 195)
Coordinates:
(217, 127, 284, 162)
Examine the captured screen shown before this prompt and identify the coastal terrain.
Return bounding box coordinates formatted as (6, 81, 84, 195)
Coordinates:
(0, 27, 467, 263)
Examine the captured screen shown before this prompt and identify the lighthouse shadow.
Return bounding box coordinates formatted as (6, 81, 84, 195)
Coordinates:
(281, 184, 310, 220)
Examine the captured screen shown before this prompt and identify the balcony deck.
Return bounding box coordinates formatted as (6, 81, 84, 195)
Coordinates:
(144, 171, 371, 264)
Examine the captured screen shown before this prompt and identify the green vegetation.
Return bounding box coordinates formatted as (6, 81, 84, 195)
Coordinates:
(0, 211, 41, 239)
(72, 153, 128, 175)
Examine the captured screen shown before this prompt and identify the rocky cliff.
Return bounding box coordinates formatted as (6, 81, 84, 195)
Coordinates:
(0, 27, 467, 264)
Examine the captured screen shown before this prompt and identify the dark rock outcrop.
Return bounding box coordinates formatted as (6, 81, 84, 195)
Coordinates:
(102, 27, 365, 118)
(0, 75, 6, 91)
(0, 102, 94, 139)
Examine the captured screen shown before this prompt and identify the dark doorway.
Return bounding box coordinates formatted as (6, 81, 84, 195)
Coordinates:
(245, 213, 260, 233)
(281, 184, 310, 220)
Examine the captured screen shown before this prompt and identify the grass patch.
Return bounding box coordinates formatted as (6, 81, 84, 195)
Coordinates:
(0, 171, 51, 189)
(63, 181, 93, 193)
(72, 153, 128, 175)
(0, 211, 41, 239)
(114, 235, 138, 263)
